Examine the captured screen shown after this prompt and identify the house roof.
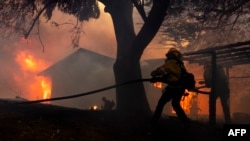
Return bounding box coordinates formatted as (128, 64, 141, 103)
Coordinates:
(39, 40, 250, 77)
(38, 48, 115, 76)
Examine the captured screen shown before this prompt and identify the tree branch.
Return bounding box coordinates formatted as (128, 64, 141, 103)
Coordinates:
(132, 0, 170, 59)
(131, 0, 147, 22)
(24, 0, 57, 39)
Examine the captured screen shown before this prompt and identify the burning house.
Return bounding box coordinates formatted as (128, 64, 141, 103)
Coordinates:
(37, 48, 204, 116)
(38, 48, 116, 110)
(37, 48, 165, 111)
(2, 40, 248, 123)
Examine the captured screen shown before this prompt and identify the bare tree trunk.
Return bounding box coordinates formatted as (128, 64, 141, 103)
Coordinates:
(103, 0, 151, 117)
(102, 0, 169, 117)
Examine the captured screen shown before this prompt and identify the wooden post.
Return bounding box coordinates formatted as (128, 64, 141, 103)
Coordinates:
(209, 51, 217, 125)
(225, 67, 231, 122)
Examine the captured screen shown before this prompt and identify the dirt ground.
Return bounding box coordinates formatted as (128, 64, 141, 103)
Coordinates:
(0, 102, 247, 141)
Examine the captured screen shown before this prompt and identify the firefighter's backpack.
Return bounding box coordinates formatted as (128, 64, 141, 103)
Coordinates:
(181, 71, 196, 90)
(179, 61, 196, 90)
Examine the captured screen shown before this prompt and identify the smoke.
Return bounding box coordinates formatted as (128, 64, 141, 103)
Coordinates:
(0, 3, 249, 119)
(0, 3, 117, 108)
(229, 65, 250, 115)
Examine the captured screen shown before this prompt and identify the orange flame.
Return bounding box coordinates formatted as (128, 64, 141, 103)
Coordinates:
(152, 82, 197, 115)
(41, 77, 51, 100)
(24, 56, 36, 70)
(171, 90, 195, 114)
(16, 51, 41, 72)
(15, 50, 51, 101)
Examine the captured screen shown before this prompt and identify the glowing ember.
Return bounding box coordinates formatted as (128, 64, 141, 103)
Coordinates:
(90, 105, 98, 110)
(153, 82, 163, 88)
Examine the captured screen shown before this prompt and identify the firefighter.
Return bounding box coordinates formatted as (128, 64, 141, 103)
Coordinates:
(101, 97, 115, 110)
(150, 48, 190, 130)
(204, 65, 231, 123)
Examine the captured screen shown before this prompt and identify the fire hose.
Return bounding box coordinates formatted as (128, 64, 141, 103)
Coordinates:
(18, 78, 151, 104)
(17, 78, 210, 104)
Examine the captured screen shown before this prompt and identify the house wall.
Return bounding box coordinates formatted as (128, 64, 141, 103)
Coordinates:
(47, 51, 116, 110)
(50, 70, 116, 110)
(48, 57, 164, 111)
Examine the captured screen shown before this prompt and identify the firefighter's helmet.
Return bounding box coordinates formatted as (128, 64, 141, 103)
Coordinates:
(166, 48, 182, 60)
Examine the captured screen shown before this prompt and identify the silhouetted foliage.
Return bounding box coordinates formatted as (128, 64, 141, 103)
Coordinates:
(0, 0, 248, 47)
(0, 0, 100, 39)
(159, 0, 250, 49)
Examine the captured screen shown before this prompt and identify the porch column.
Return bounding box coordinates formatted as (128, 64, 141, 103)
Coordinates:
(209, 51, 217, 124)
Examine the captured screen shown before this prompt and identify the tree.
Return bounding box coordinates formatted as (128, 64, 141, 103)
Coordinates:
(159, 0, 250, 49)
(0, 0, 249, 118)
